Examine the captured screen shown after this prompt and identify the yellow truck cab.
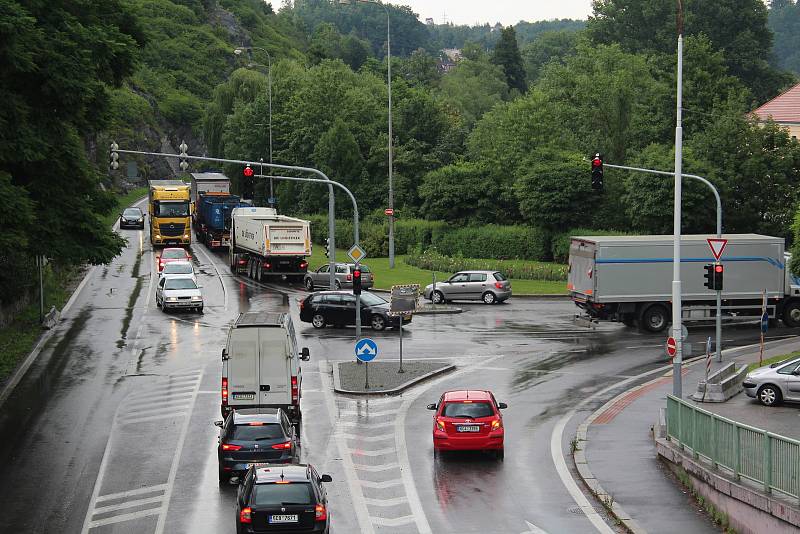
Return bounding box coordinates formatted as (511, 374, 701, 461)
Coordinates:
(148, 180, 191, 246)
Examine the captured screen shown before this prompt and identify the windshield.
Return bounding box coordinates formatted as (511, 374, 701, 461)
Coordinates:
(163, 263, 193, 274)
(162, 249, 187, 259)
(165, 278, 197, 290)
(123, 208, 142, 218)
(253, 483, 313, 506)
(231, 423, 285, 442)
(360, 292, 386, 306)
(442, 402, 494, 419)
(155, 201, 189, 217)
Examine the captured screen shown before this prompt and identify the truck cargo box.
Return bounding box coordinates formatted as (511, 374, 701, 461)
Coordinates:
(190, 172, 230, 203)
(232, 207, 311, 257)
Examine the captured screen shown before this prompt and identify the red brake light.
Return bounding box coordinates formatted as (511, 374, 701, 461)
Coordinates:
(222, 443, 242, 451)
(222, 377, 228, 405)
(315, 504, 327, 521)
(300, 261, 308, 269)
(291, 375, 299, 404)
(240, 506, 252, 524)
(491, 418, 502, 430)
(265, 263, 271, 269)
(436, 418, 446, 432)
(495, 282, 503, 289)
(271, 441, 292, 450)
(248, 422, 264, 426)
(238, 259, 247, 265)
(346, 274, 352, 281)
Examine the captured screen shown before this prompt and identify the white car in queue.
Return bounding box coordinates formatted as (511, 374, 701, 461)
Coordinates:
(156, 274, 203, 313)
(158, 260, 197, 284)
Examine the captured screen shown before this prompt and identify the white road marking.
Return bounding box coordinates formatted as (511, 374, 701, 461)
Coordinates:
(364, 496, 409, 507)
(192, 242, 228, 311)
(92, 495, 164, 514)
(319, 361, 376, 534)
(95, 483, 167, 502)
(370, 515, 416, 527)
(359, 479, 403, 489)
(336, 408, 399, 418)
(351, 462, 400, 473)
(336, 421, 389, 429)
(341, 433, 394, 443)
(522, 520, 550, 534)
(118, 412, 188, 426)
(88, 507, 163, 529)
(349, 447, 397, 457)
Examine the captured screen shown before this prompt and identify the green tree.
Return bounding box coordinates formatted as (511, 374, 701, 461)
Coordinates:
(491, 26, 528, 93)
(521, 30, 581, 82)
(312, 118, 365, 215)
(437, 56, 508, 128)
(418, 162, 510, 224)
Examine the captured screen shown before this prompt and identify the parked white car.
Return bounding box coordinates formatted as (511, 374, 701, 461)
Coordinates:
(156, 275, 203, 313)
(158, 260, 197, 284)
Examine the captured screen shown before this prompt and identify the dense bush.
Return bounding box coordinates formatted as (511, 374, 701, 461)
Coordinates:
(406, 248, 567, 281)
(434, 225, 550, 260)
(550, 228, 633, 263)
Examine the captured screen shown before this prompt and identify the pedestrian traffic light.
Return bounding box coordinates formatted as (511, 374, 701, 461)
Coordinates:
(713, 263, 724, 291)
(352, 268, 362, 295)
(179, 141, 189, 171)
(324, 238, 330, 258)
(591, 153, 604, 191)
(109, 142, 120, 170)
(703, 263, 714, 289)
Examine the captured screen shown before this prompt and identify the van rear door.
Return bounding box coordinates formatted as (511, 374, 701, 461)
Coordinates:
(568, 238, 596, 301)
(228, 328, 259, 407)
(259, 327, 290, 406)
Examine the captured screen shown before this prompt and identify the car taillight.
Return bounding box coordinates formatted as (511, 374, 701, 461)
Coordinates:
(315, 504, 327, 521)
(265, 263, 271, 269)
(436, 418, 446, 432)
(240, 506, 252, 524)
(238, 259, 247, 265)
(221, 377, 228, 405)
(299, 261, 308, 269)
(221, 443, 242, 451)
(491, 419, 502, 430)
(271, 441, 292, 450)
(495, 282, 503, 289)
(346, 274, 352, 281)
(291, 376, 298, 404)
(370, 274, 374, 280)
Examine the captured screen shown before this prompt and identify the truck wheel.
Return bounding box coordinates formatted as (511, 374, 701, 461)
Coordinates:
(312, 314, 326, 329)
(304, 278, 314, 291)
(782, 301, 800, 327)
(640, 304, 669, 333)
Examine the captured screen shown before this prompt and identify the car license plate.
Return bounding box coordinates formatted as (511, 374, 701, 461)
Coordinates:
(232, 392, 255, 400)
(269, 514, 298, 523)
(457, 425, 480, 432)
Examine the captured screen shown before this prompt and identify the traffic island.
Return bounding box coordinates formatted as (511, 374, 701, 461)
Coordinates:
(414, 303, 462, 315)
(333, 359, 454, 395)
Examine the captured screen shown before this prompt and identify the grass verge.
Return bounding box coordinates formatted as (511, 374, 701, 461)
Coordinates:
(747, 350, 800, 372)
(306, 247, 568, 294)
(0, 189, 147, 382)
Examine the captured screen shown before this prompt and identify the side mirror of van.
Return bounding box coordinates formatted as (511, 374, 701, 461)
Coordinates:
(213, 420, 223, 427)
(299, 347, 310, 361)
(320, 474, 333, 483)
(221, 348, 229, 361)
(426, 403, 437, 410)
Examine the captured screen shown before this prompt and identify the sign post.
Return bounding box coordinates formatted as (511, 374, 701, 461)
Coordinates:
(389, 284, 419, 374)
(759, 290, 768, 367)
(355, 338, 378, 389)
(707, 238, 728, 363)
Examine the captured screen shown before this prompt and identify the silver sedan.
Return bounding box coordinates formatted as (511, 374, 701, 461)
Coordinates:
(743, 356, 800, 406)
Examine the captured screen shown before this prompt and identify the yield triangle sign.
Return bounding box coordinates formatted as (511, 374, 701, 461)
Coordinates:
(707, 238, 727, 261)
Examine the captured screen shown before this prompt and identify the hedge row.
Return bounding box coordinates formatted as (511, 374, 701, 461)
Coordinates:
(405, 248, 568, 281)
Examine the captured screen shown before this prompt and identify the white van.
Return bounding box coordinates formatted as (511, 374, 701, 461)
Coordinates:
(221, 312, 310, 422)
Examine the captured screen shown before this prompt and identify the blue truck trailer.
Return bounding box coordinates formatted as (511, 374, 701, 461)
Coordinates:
(194, 194, 242, 249)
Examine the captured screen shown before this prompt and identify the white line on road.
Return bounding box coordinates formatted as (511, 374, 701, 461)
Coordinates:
(351, 462, 400, 473)
(349, 447, 397, 457)
(341, 433, 395, 443)
(95, 483, 167, 502)
(364, 496, 409, 507)
(88, 507, 164, 529)
(522, 519, 550, 534)
(192, 242, 228, 311)
(359, 479, 403, 489)
(336, 408, 400, 418)
(370, 515, 416, 527)
(118, 412, 188, 426)
(92, 495, 164, 514)
(319, 361, 376, 534)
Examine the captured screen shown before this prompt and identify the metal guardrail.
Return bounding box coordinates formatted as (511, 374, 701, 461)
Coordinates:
(666, 395, 800, 503)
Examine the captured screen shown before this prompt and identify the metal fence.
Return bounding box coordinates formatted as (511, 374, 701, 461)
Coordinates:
(666, 395, 800, 502)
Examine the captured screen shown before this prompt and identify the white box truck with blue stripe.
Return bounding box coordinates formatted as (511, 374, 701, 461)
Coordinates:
(568, 234, 800, 332)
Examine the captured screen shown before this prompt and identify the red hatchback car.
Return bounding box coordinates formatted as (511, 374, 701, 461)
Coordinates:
(158, 247, 191, 272)
(427, 390, 507, 460)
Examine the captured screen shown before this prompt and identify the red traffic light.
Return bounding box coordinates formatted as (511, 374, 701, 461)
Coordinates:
(715, 265, 723, 273)
(592, 157, 602, 167)
(353, 270, 361, 278)
(243, 165, 254, 178)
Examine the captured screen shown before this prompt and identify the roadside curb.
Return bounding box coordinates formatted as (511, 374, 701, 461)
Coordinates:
(332, 359, 456, 395)
(571, 335, 799, 533)
(414, 306, 463, 315)
(371, 287, 568, 300)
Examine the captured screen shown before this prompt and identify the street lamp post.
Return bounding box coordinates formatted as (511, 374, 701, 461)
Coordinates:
(234, 46, 273, 205)
(337, 0, 395, 268)
(672, 1, 685, 397)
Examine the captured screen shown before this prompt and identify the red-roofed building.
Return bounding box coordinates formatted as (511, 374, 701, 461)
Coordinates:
(752, 82, 800, 138)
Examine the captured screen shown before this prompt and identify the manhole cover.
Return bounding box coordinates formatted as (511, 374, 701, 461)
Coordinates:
(567, 506, 585, 515)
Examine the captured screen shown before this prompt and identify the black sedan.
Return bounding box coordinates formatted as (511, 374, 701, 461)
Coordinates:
(119, 207, 145, 229)
(215, 408, 299, 484)
(299, 290, 411, 331)
(235, 464, 332, 534)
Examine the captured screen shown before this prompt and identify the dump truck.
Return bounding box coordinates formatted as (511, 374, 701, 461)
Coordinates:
(148, 180, 191, 246)
(568, 234, 800, 332)
(229, 207, 311, 282)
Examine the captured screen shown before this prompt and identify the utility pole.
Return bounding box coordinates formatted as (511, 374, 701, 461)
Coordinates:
(672, 0, 685, 397)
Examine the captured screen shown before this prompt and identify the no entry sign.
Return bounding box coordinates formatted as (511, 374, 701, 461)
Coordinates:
(666, 337, 677, 358)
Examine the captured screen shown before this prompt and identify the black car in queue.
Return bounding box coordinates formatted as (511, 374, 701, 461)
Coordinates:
(216, 408, 299, 484)
(299, 290, 411, 331)
(236, 464, 332, 534)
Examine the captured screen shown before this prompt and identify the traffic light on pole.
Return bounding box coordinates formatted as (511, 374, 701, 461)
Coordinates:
(324, 238, 330, 258)
(179, 141, 189, 171)
(591, 153, 604, 191)
(713, 263, 724, 291)
(703, 263, 714, 289)
(352, 267, 362, 295)
(109, 142, 120, 170)
(243, 165, 255, 199)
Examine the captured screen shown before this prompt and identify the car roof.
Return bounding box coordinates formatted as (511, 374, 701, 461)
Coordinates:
(442, 390, 493, 401)
(454, 270, 498, 275)
(253, 464, 314, 484)
(163, 247, 186, 252)
(123, 207, 142, 212)
(163, 275, 195, 282)
(313, 290, 377, 296)
(163, 260, 193, 267)
(232, 408, 282, 424)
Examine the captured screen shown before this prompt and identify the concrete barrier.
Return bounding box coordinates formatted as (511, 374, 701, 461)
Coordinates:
(691, 361, 748, 402)
(42, 305, 60, 330)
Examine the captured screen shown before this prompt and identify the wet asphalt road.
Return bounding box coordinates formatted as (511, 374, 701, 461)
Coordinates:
(0, 208, 795, 534)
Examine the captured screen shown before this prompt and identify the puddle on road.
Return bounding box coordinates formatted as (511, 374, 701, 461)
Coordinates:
(118, 250, 144, 348)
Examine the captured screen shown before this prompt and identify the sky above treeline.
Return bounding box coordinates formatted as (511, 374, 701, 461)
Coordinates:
(396, 0, 593, 26)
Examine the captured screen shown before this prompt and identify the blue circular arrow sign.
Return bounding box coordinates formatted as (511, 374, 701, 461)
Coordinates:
(355, 338, 378, 362)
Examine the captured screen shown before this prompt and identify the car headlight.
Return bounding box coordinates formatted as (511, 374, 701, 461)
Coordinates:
(166, 297, 178, 302)
(184, 234, 189, 239)
(191, 296, 202, 301)
(156, 234, 161, 239)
